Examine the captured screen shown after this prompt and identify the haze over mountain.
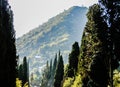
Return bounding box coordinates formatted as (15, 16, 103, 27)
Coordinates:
(16, 6, 88, 72)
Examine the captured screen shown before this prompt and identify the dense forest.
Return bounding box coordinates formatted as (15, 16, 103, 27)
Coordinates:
(1, 0, 120, 87)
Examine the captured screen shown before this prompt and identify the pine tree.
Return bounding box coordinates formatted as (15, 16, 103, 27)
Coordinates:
(0, 0, 16, 86)
(54, 54, 64, 87)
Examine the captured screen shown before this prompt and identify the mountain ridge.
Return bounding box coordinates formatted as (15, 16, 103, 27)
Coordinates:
(16, 6, 88, 72)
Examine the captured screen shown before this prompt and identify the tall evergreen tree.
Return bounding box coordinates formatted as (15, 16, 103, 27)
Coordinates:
(99, 0, 120, 86)
(67, 42, 80, 77)
(52, 53, 57, 76)
(54, 54, 64, 87)
(18, 64, 23, 81)
(0, 0, 16, 86)
(78, 4, 109, 87)
(16, 55, 19, 78)
(27, 59, 30, 87)
(22, 56, 28, 85)
(49, 59, 52, 77)
(17, 57, 29, 86)
(46, 53, 58, 87)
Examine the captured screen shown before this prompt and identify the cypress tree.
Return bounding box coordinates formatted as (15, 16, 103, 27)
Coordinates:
(0, 0, 16, 86)
(49, 59, 52, 77)
(98, 0, 120, 86)
(18, 64, 23, 81)
(52, 53, 57, 76)
(54, 54, 64, 87)
(67, 41, 80, 77)
(22, 56, 28, 85)
(78, 4, 109, 87)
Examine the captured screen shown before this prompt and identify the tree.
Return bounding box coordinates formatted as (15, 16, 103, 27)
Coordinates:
(67, 42, 80, 77)
(17, 57, 28, 86)
(54, 54, 64, 87)
(18, 64, 23, 81)
(52, 53, 57, 76)
(22, 56, 28, 86)
(40, 60, 50, 87)
(49, 59, 52, 77)
(78, 4, 109, 87)
(99, 0, 120, 86)
(45, 53, 58, 87)
(0, 0, 16, 86)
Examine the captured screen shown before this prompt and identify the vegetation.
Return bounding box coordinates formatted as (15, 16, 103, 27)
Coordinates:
(39, 51, 64, 87)
(0, 0, 16, 86)
(63, 77, 74, 87)
(16, 7, 88, 80)
(54, 51, 64, 87)
(17, 56, 29, 86)
(99, 0, 120, 86)
(40, 60, 51, 87)
(16, 78, 22, 87)
(63, 74, 82, 87)
(63, 1, 120, 87)
(16, 78, 28, 87)
(113, 70, 120, 87)
(67, 42, 80, 77)
(78, 4, 109, 87)
(52, 53, 58, 76)
(1, 0, 120, 86)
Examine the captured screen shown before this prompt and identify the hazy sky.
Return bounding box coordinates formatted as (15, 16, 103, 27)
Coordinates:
(9, 0, 98, 38)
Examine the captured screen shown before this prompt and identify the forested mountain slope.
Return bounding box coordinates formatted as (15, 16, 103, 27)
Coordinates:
(16, 6, 88, 70)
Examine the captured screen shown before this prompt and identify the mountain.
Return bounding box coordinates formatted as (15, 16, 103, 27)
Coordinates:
(16, 6, 88, 73)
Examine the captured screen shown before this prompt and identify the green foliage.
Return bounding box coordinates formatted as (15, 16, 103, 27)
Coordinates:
(67, 42, 80, 77)
(63, 75, 82, 87)
(77, 2, 120, 86)
(40, 53, 59, 87)
(113, 70, 120, 87)
(71, 75, 82, 87)
(99, 0, 120, 86)
(16, 78, 28, 87)
(54, 52, 64, 87)
(16, 7, 88, 77)
(77, 4, 110, 87)
(53, 53, 58, 76)
(0, 0, 16, 86)
(22, 57, 28, 85)
(16, 78, 22, 87)
(40, 60, 51, 87)
(63, 77, 74, 87)
(64, 64, 69, 77)
(18, 57, 28, 86)
(50, 59, 52, 77)
(18, 64, 23, 80)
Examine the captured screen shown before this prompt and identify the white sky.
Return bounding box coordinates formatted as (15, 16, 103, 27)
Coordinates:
(9, 0, 98, 38)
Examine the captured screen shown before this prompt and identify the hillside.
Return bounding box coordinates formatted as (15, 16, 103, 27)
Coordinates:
(16, 6, 88, 72)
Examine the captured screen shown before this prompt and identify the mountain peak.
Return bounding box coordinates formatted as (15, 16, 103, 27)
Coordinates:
(69, 6, 87, 11)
